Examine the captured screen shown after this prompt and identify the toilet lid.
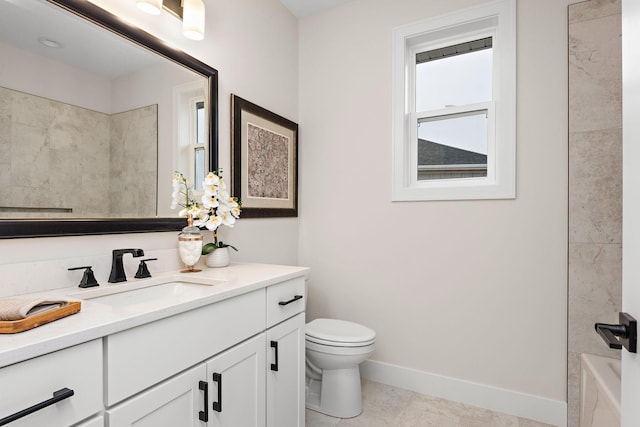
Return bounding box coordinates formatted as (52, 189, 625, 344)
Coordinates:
(306, 318, 376, 345)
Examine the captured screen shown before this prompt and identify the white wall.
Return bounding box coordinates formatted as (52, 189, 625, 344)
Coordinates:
(0, 0, 299, 276)
(298, 0, 572, 423)
(0, 41, 111, 113)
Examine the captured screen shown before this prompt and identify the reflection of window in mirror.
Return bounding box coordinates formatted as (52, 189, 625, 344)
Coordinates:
(415, 39, 491, 181)
(392, 0, 516, 201)
(175, 80, 207, 192)
(193, 100, 206, 190)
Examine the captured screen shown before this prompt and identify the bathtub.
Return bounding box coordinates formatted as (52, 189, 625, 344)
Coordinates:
(580, 353, 621, 427)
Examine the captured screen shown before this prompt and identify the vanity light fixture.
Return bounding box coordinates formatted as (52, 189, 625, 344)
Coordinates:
(135, 0, 205, 41)
(182, 0, 205, 41)
(136, 0, 163, 15)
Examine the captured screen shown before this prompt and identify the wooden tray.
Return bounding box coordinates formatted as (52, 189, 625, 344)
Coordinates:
(0, 301, 81, 334)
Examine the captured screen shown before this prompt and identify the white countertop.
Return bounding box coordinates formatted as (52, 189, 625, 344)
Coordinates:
(0, 263, 309, 369)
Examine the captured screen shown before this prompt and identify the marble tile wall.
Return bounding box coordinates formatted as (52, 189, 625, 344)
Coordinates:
(109, 105, 158, 217)
(568, 1, 622, 426)
(0, 86, 110, 217)
(0, 87, 157, 218)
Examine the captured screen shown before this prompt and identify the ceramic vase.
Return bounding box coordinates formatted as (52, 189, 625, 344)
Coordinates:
(206, 247, 230, 268)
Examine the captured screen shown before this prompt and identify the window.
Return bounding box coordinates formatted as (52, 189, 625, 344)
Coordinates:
(193, 101, 206, 190)
(174, 80, 207, 190)
(392, 0, 516, 201)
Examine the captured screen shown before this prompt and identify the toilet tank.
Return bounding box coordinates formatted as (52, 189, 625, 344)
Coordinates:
(580, 353, 620, 427)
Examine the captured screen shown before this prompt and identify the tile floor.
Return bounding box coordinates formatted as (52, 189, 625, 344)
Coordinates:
(305, 380, 555, 427)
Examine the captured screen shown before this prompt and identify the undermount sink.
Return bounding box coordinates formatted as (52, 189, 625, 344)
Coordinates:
(70, 278, 222, 308)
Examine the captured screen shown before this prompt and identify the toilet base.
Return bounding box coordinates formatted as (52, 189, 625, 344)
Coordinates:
(305, 367, 363, 418)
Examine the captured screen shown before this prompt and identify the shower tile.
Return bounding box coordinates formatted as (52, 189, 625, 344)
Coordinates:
(0, 164, 10, 204)
(11, 91, 51, 128)
(567, 352, 582, 427)
(568, 0, 620, 23)
(568, 128, 622, 244)
(568, 242, 622, 357)
(569, 13, 621, 133)
(11, 122, 49, 189)
(0, 117, 10, 164)
(0, 87, 10, 121)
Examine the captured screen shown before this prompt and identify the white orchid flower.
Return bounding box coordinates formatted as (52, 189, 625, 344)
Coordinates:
(218, 178, 227, 191)
(204, 214, 222, 231)
(170, 193, 180, 210)
(192, 210, 209, 228)
(203, 172, 220, 190)
(201, 193, 219, 210)
(218, 189, 231, 203)
(219, 210, 236, 227)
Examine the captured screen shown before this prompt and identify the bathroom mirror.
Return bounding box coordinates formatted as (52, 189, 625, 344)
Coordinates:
(0, 0, 218, 238)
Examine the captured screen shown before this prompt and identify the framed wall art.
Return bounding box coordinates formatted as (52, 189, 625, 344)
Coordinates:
(231, 94, 298, 218)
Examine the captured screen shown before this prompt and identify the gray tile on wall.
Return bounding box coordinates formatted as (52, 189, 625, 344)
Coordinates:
(568, 242, 621, 358)
(569, 12, 621, 133)
(568, 128, 622, 244)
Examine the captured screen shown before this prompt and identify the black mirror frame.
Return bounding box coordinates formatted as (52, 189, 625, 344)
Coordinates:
(0, 0, 218, 239)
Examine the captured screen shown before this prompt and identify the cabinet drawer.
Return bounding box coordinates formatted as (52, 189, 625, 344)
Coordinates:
(0, 339, 103, 427)
(266, 277, 305, 328)
(105, 289, 265, 405)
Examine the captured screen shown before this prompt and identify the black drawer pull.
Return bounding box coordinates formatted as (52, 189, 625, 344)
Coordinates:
(0, 387, 74, 426)
(278, 295, 303, 306)
(270, 340, 279, 372)
(198, 381, 208, 422)
(212, 373, 222, 413)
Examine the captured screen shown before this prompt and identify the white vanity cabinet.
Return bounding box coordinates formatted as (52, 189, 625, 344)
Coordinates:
(206, 334, 266, 427)
(104, 289, 265, 406)
(265, 278, 306, 427)
(104, 275, 306, 427)
(266, 313, 305, 427)
(0, 339, 103, 427)
(0, 267, 308, 427)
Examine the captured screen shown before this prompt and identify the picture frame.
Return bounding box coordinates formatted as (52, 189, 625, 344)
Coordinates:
(231, 94, 298, 218)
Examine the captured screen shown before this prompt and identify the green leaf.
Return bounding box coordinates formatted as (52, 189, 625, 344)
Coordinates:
(201, 243, 217, 255)
(217, 241, 239, 252)
(201, 241, 239, 255)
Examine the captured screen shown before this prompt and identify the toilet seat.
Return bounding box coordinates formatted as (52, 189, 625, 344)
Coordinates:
(306, 318, 376, 347)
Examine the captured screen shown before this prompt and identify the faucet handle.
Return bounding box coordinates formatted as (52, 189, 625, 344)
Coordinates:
(68, 266, 100, 288)
(135, 258, 158, 279)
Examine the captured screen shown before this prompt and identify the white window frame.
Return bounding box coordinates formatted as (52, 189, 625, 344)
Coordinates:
(174, 80, 207, 191)
(392, 0, 516, 201)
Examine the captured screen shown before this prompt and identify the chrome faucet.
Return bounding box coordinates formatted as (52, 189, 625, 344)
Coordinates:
(108, 248, 145, 283)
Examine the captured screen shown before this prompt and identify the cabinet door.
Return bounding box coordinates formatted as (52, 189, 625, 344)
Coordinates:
(106, 364, 207, 427)
(266, 312, 305, 427)
(206, 334, 266, 427)
(0, 340, 102, 427)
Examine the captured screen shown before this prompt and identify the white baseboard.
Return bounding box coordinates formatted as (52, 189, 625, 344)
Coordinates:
(360, 360, 567, 427)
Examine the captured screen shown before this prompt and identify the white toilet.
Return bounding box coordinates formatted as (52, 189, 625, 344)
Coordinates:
(305, 318, 376, 418)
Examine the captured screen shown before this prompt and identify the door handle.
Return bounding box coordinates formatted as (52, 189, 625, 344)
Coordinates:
(595, 312, 637, 353)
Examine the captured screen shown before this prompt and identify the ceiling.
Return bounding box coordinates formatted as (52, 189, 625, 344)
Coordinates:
(0, 0, 352, 82)
(0, 0, 162, 79)
(279, 0, 352, 18)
